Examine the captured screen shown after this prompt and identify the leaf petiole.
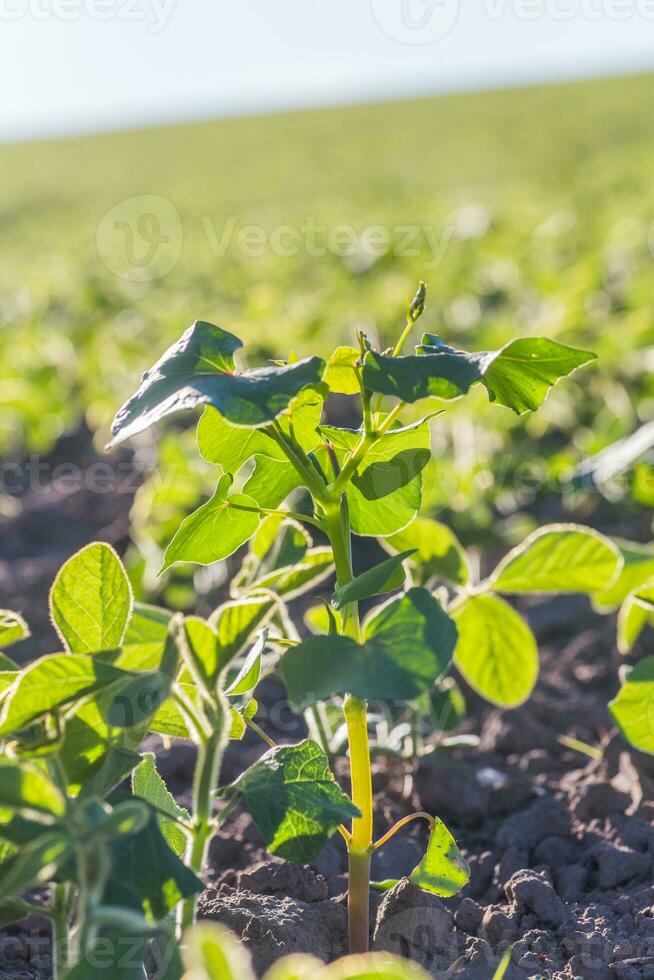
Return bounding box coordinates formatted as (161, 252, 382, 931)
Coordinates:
(371, 811, 435, 851)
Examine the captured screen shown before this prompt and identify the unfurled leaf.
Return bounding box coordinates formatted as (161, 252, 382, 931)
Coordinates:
(410, 818, 470, 896)
(593, 540, 654, 611)
(109, 320, 325, 446)
(210, 596, 276, 671)
(382, 518, 469, 586)
(162, 474, 260, 571)
(133, 753, 190, 857)
(242, 455, 301, 510)
(324, 346, 361, 395)
(453, 595, 538, 708)
(225, 633, 266, 696)
(490, 525, 621, 594)
(0, 654, 124, 736)
(183, 922, 255, 980)
(0, 832, 72, 899)
(362, 349, 480, 403)
(332, 552, 414, 609)
(50, 543, 132, 654)
(182, 617, 220, 689)
(243, 548, 334, 600)
(124, 603, 172, 644)
(0, 762, 65, 819)
(609, 657, 654, 754)
(0, 611, 29, 650)
(224, 740, 358, 863)
(282, 589, 457, 710)
(319, 419, 432, 536)
(617, 581, 654, 654)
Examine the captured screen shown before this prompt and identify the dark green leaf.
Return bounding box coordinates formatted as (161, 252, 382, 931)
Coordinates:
(282, 588, 457, 710)
(409, 818, 470, 896)
(609, 657, 654, 754)
(49, 542, 133, 654)
(332, 552, 414, 609)
(109, 320, 325, 445)
(362, 349, 480, 403)
(0, 611, 29, 650)
(162, 475, 260, 571)
(453, 595, 538, 708)
(382, 518, 469, 586)
(133, 754, 189, 857)
(224, 740, 359, 862)
(99, 799, 151, 838)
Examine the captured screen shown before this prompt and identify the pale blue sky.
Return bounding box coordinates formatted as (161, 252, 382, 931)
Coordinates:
(3, 0, 654, 141)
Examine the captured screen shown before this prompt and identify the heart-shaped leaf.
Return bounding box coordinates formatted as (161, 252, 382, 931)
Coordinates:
(50, 543, 133, 654)
(490, 525, 621, 594)
(282, 589, 457, 710)
(162, 474, 260, 571)
(109, 320, 325, 446)
(332, 552, 414, 609)
(453, 594, 538, 708)
(609, 656, 654, 755)
(409, 817, 470, 896)
(223, 740, 359, 863)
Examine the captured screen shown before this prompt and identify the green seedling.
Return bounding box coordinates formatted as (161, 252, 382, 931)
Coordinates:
(108, 282, 598, 953)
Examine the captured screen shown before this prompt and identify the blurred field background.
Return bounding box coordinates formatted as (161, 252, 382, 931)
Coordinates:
(2, 70, 654, 604)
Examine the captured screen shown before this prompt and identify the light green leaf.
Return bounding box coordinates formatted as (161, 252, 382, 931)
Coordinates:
(593, 540, 654, 611)
(319, 955, 431, 979)
(124, 603, 172, 644)
(182, 617, 220, 689)
(49, 543, 133, 654)
(409, 817, 470, 896)
(319, 418, 432, 536)
(0, 653, 124, 736)
(332, 552, 414, 609)
(225, 632, 266, 696)
(324, 346, 361, 395)
(0, 832, 72, 899)
(210, 596, 276, 672)
(263, 954, 323, 980)
(242, 455, 301, 509)
(224, 740, 359, 863)
(609, 657, 654, 754)
(492, 947, 514, 980)
(162, 475, 260, 571)
(0, 611, 29, 650)
(490, 525, 621, 594)
(183, 923, 256, 980)
(282, 589, 457, 710)
(453, 594, 538, 708)
(0, 762, 66, 819)
(617, 581, 654, 654)
(109, 320, 325, 446)
(243, 548, 334, 600)
(133, 753, 190, 857)
(382, 518, 469, 587)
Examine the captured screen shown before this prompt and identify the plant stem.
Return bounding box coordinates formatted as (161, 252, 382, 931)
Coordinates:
(371, 812, 434, 851)
(347, 848, 372, 955)
(51, 885, 71, 980)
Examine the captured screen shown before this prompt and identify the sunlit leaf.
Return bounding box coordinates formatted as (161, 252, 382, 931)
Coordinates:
(332, 552, 413, 609)
(0, 832, 72, 899)
(133, 753, 190, 857)
(593, 540, 654, 611)
(409, 817, 470, 896)
(617, 581, 654, 654)
(324, 346, 361, 395)
(0, 761, 66, 818)
(210, 596, 276, 672)
(609, 657, 654, 754)
(225, 632, 266, 696)
(183, 922, 256, 980)
(382, 518, 469, 586)
(243, 548, 334, 600)
(0, 611, 29, 650)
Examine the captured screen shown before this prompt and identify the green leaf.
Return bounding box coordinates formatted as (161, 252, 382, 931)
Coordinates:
(364, 336, 594, 415)
(49, 543, 133, 655)
(421, 676, 466, 733)
(409, 817, 470, 896)
(225, 632, 266, 696)
(453, 594, 538, 708)
(609, 657, 654, 754)
(490, 524, 621, 594)
(124, 603, 172, 644)
(492, 947, 514, 980)
(99, 799, 151, 839)
(104, 809, 203, 921)
(324, 346, 361, 395)
(133, 753, 190, 857)
(332, 552, 414, 609)
(320, 955, 431, 979)
(210, 596, 276, 672)
(0, 653, 124, 736)
(183, 923, 255, 980)
(0, 898, 34, 928)
(282, 589, 457, 710)
(0, 831, 72, 899)
(243, 548, 334, 600)
(593, 540, 654, 611)
(224, 740, 359, 863)
(319, 419, 432, 536)
(382, 518, 469, 587)
(617, 581, 654, 654)
(162, 474, 260, 572)
(182, 617, 220, 689)
(242, 454, 301, 509)
(261, 954, 323, 980)
(109, 319, 325, 446)
(0, 761, 66, 819)
(0, 611, 29, 650)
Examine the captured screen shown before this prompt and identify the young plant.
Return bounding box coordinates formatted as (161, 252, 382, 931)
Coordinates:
(108, 282, 597, 953)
